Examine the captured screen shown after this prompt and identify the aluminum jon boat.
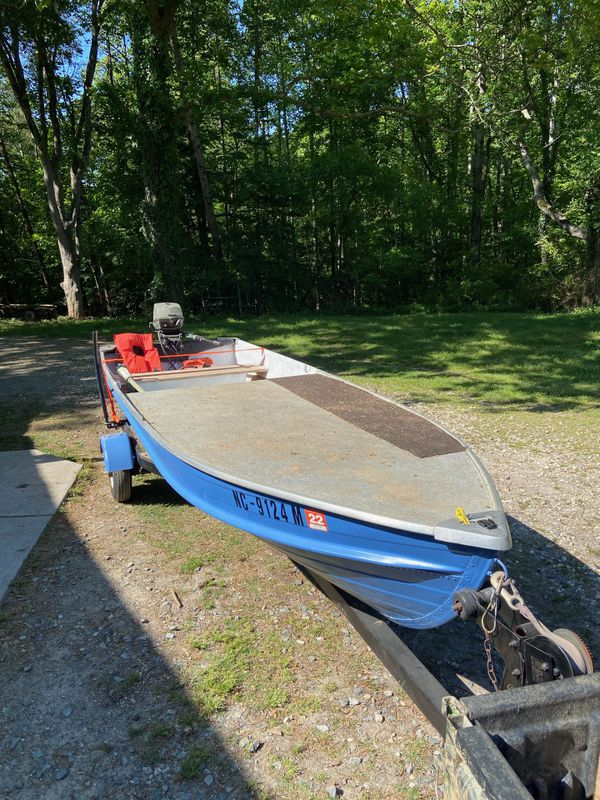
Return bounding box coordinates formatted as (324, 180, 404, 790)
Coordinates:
(94, 313, 511, 632)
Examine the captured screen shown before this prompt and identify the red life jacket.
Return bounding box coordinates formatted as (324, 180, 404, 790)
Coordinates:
(182, 357, 213, 369)
(113, 333, 162, 374)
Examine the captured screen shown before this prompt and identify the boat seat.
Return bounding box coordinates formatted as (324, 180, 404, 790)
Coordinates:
(114, 333, 162, 374)
(133, 364, 268, 382)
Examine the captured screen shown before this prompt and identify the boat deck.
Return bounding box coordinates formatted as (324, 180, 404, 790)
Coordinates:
(127, 375, 495, 530)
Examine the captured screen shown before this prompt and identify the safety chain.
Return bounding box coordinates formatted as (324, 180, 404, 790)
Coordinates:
(481, 572, 505, 692)
(484, 632, 499, 691)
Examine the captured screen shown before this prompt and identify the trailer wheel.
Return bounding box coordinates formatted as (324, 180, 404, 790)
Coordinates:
(109, 470, 132, 502)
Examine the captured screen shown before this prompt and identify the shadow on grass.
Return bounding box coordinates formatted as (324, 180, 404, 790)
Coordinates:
(0, 344, 275, 800)
(226, 312, 599, 411)
(128, 475, 188, 508)
(2, 310, 599, 409)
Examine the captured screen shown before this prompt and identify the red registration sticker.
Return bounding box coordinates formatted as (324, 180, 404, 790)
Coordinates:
(304, 509, 328, 532)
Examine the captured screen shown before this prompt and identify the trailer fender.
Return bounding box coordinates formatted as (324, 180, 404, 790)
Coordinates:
(101, 431, 135, 474)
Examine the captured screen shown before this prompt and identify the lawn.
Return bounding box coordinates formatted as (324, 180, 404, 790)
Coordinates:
(2, 309, 599, 409)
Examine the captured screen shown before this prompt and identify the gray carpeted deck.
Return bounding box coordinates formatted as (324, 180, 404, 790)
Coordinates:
(129, 378, 494, 528)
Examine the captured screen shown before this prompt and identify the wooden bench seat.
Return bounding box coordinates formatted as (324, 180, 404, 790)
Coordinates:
(134, 364, 268, 382)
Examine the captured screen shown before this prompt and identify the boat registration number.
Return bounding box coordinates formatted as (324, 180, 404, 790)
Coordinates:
(231, 490, 328, 532)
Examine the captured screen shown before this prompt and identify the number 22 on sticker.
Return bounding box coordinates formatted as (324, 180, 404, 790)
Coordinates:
(304, 509, 328, 531)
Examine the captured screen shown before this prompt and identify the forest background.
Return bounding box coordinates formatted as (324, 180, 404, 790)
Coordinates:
(1, 0, 600, 319)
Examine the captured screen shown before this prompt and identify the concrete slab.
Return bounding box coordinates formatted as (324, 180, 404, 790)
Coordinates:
(0, 450, 81, 602)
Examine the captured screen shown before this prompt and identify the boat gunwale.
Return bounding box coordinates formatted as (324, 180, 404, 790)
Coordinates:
(100, 341, 510, 552)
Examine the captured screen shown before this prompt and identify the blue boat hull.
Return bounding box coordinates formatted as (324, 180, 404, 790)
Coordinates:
(122, 406, 496, 630)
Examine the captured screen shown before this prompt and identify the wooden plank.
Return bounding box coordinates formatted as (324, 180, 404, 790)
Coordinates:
(136, 364, 268, 382)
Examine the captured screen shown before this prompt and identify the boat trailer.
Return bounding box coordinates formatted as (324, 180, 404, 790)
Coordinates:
(94, 331, 599, 798)
(299, 566, 600, 800)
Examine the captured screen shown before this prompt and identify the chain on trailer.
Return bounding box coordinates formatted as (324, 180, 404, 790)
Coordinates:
(453, 566, 593, 690)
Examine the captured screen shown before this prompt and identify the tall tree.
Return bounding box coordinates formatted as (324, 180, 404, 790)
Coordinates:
(0, 0, 103, 317)
(128, 0, 186, 301)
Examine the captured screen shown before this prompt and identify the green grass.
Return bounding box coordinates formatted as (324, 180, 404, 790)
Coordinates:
(185, 615, 299, 716)
(261, 686, 290, 709)
(394, 788, 422, 800)
(178, 743, 216, 781)
(132, 477, 257, 566)
(3, 309, 599, 408)
(122, 671, 142, 688)
(190, 619, 255, 713)
(147, 721, 174, 740)
(180, 556, 206, 574)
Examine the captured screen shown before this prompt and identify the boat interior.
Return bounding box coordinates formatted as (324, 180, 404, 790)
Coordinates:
(100, 328, 508, 543)
(103, 331, 467, 460)
(103, 333, 275, 391)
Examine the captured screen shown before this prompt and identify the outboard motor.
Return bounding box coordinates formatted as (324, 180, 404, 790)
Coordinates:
(149, 302, 223, 368)
(150, 302, 185, 354)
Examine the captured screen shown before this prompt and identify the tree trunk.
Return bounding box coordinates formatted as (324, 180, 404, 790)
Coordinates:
(469, 53, 487, 269)
(216, 65, 231, 257)
(253, 8, 262, 253)
(42, 160, 84, 318)
(309, 124, 319, 307)
(0, 0, 102, 318)
(519, 142, 587, 241)
(469, 120, 485, 268)
(131, 0, 184, 302)
(185, 116, 222, 259)
(89, 254, 112, 315)
(58, 241, 84, 318)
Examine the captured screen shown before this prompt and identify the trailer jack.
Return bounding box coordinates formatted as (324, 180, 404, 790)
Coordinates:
(454, 571, 594, 691)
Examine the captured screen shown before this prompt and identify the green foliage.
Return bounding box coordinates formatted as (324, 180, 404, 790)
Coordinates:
(1, 0, 599, 311)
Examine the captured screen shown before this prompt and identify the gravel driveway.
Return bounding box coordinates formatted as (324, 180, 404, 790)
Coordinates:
(0, 336, 597, 800)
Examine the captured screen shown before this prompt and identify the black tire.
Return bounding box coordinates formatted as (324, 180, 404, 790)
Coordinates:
(109, 470, 132, 502)
(23, 309, 36, 322)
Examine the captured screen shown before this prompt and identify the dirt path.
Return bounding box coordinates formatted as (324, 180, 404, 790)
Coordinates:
(0, 337, 597, 800)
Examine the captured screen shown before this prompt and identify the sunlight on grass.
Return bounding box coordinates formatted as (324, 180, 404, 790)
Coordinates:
(179, 556, 206, 574)
(261, 686, 290, 709)
(3, 309, 598, 408)
(188, 615, 298, 716)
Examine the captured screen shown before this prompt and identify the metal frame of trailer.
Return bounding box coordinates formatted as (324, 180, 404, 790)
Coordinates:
(300, 565, 600, 800)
